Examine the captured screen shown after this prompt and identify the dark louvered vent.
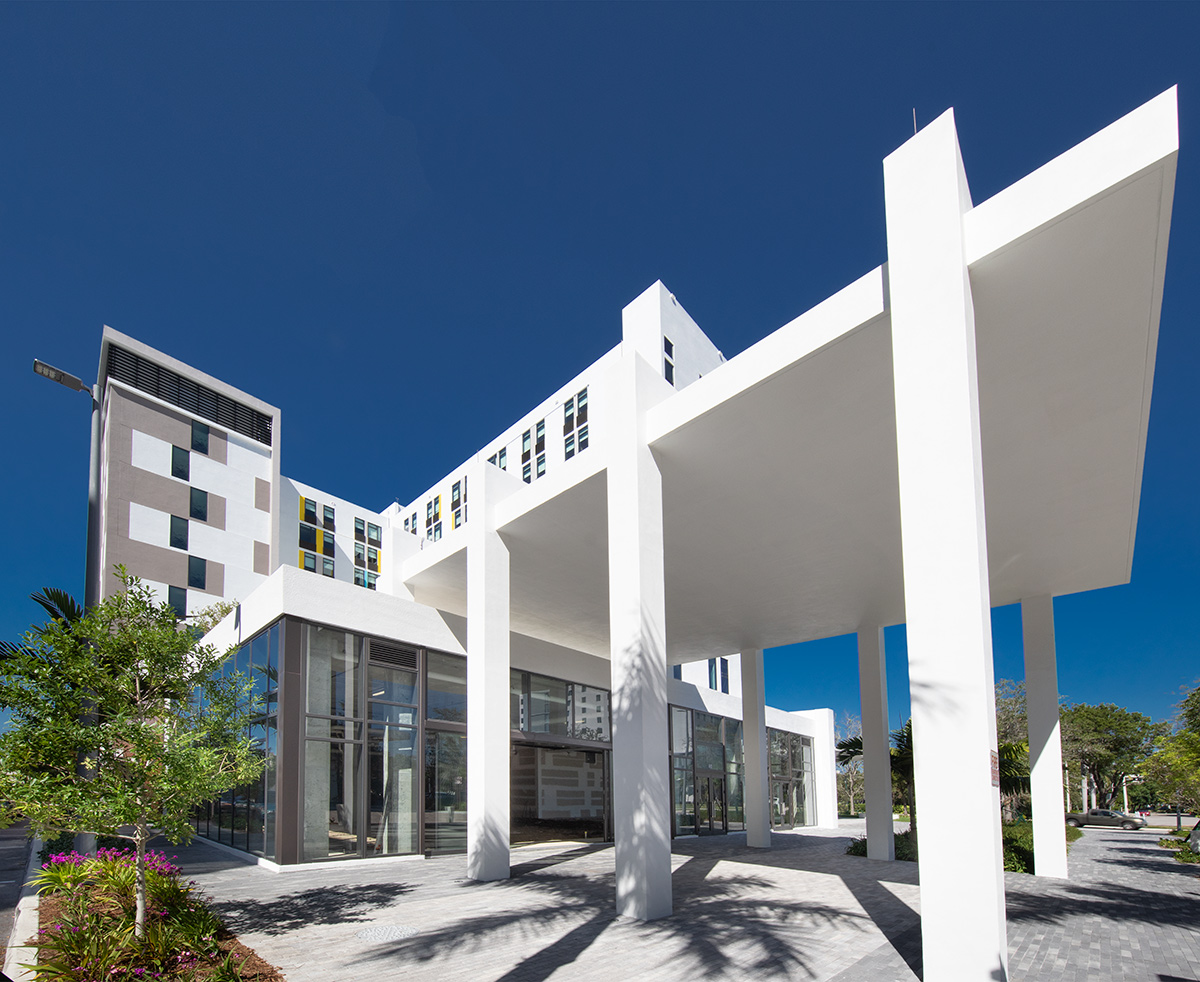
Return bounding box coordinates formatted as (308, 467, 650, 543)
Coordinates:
(106, 344, 273, 447)
(368, 638, 418, 670)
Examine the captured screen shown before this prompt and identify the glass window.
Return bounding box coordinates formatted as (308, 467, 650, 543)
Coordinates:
(522, 462, 531, 484)
(671, 706, 693, 755)
(577, 388, 588, 425)
(510, 670, 526, 730)
(498, 447, 507, 470)
(299, 524, 317, 551)
(188, 555, 207, 590)
(367, 547, 378, 571)
(528, 674, 568, 736)
(167, 585, 186, 619)
(571, 684, 610, 741)
(535, 419, 545, 453)
(432, 523, 441, 541)
(302, 738, 361, 860)
(322, 557, 335, 577)
(695, 712, 725, 772)
(307, 626, 359, 718)
(673, 764, 695, 836)
(366, 571, 378, 590)
(432, 497, 440, 521)
(708, 658, 718, 690)
(302, 551, 317, 572)
(425, 502, 433, 526)
(355, 517, 366, 542)
(536, 454, 546, 478)
(262, 717, 277, 859)
(354, 568, 366, 587)
(266, 622, 280, 712)
(323, 505, 335, 531)
(565, 434, 575, 459)
(303, 497, 318, 526)
(424, 730, 467, 856)
(451, 481, 461, 509)
(190, 487, 208, 521)
(191, 420, 209, 454)
(369, 663, 417, 706)
(171, 445, 189, 481)
(410, 512, 417, 534)
(672, 664, 682, 680)
(724, 719, 744, 766)
(426, 651, 466, 724)
(170, 514, 188, 550)
(578, 425, 589, 451)
(522, 430, 531, 461)
(720, 657, 729, 694)
(453, 509, 462, 529)
(663, 336, 674, 358)
(322, 532, 335, 558)
(563, 396, 575, 434)
(367, 723, 418, 855)
(664, 359, 675, 385)
(368, 523, 382, 547)
(355, 542, 365, 567)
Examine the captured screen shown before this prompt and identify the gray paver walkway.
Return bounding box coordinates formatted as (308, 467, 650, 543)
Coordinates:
(154, 821, 1200, 980)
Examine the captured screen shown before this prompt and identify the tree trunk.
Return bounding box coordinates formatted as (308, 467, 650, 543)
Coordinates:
(135, 819, 148, 939)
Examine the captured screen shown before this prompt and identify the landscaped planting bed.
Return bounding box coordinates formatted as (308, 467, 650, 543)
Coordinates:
(27, 847, 284, 981)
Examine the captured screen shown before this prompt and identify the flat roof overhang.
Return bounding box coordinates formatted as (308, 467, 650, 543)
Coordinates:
(402, 91, 1177, 665)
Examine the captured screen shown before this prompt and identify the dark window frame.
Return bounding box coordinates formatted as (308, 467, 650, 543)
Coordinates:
(170, 515, 189, 551)
(191, 420, 210, 455)
(189, 487, 208, 522)
(188, 555, 207, 590)
(171, 446, 189, 481)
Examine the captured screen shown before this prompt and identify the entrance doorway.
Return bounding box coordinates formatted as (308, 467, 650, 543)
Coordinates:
(697, 774, 727, 834)
(771, 780, 793, 829)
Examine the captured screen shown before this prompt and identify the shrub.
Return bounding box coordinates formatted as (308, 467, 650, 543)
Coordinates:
(23, 846, 256, 981)
(1160, 837, 1185, 850)
(845, 829, 917, 861)
(1172, 845, 1200, 865)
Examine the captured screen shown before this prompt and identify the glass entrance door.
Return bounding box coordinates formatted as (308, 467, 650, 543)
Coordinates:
(771, 780, 793, 829)
(697, 775, 727, 834)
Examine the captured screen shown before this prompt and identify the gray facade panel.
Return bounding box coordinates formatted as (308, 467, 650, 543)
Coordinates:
(253, 540, 270, 576)
(255, 477, 271, 513)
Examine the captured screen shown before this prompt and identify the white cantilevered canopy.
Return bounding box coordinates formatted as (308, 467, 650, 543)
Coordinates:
(403, 87, 1177, 666)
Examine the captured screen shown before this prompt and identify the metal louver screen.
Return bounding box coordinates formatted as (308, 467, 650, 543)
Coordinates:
(106, 344, 273, 447)
(367, 638, 418, 670)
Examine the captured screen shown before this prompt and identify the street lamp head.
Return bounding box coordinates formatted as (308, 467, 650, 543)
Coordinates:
(33, 359, 89, 394)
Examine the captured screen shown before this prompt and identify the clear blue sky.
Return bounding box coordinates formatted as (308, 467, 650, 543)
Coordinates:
(1, 2, 1197, 732)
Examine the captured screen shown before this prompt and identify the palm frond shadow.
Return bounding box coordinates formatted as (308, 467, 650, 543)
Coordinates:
(344, 845, 884, 982)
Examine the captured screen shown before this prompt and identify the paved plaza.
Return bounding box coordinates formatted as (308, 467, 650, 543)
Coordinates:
(153, 820, 1200, 982)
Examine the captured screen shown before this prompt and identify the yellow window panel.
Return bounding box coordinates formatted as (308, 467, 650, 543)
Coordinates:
(316, 530, 324, 552)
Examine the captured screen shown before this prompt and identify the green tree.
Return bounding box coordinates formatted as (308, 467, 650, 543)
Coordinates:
(0, 573, 261, 937)
(1142, 681, 1200, 814)
(1059, 702, 1166, 809)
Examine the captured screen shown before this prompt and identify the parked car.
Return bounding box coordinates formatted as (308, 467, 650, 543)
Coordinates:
(1065, 808, 1147, 830)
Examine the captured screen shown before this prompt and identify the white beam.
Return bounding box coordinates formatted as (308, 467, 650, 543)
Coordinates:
(857, 628, 894, 861)
(740, 647, 771, 848)
(885, 108, 1008, 982)
(1022, 595, 1068, 878)
(466, 466, 511, 882)
(607, 343, 672, 920)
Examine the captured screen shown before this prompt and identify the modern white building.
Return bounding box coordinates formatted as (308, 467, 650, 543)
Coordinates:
(83, 86, 1177, 981)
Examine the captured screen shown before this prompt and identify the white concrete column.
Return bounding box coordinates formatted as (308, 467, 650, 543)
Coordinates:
(811, 708, 840, 829)
(606, 338, 672, 921)
(885, 108, 1008, 982)
(857, 628, 894, 861)
(1022, 595, 1068, 878)
(740, 647, 770, 848)
(466, 467, 511, 882)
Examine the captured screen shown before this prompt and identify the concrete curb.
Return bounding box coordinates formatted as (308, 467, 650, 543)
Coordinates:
(3, 836, 42, 982)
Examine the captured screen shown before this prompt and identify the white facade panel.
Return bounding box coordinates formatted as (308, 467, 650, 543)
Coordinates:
(130, 429, 172, 480)
(128, 501, 170, 549)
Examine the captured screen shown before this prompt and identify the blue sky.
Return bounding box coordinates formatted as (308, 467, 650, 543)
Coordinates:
(1, 2, 1197, 732)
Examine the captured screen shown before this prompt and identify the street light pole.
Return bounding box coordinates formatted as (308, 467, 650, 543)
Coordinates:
(33, 359, 101, 609)
(33, 358, 101, 854)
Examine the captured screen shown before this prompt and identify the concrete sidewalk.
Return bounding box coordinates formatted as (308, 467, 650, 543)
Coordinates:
(163, 821, 1200, 981)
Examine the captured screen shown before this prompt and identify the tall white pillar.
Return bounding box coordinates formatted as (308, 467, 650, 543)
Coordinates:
(740, 647, 771, 848)
(466, 467, 511, 882)
(857, 628, 894, 861)
(885, 108, 1008, 982)
(607, 342, 672, 920)
(1021, 596, 1068, 878)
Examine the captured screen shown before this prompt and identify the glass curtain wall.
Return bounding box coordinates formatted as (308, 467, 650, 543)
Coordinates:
(767, 728, 816, 828)
(510, 671, 612, 742)
(424, 652, 467, 856)
(194, 621, 279, 861)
